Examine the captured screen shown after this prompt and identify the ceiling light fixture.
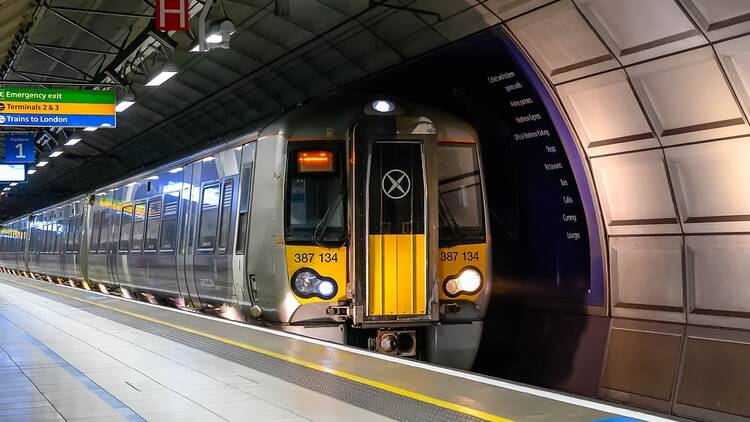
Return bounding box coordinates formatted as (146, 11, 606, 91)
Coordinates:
(84, 127, 98, 132)
(37, 161, 49, 167)
(27, 169, 36, 175)
(145, 62, 178, 86)
(64, 137, 82, 146)
(115, 100, 135, 112)
(49, 151, 63, 158)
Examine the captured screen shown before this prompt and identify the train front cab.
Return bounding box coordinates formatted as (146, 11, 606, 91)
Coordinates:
(279, 99, 490, 369)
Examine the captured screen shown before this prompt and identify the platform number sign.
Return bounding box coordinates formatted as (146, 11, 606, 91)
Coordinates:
(155, 0, 190, 32)
(4, 134, 35, 164)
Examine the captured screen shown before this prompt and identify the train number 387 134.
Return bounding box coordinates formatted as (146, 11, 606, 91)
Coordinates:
(293, 252, 339, 263)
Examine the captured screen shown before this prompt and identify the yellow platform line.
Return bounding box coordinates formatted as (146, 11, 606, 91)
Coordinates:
(9, 278, 512, 422)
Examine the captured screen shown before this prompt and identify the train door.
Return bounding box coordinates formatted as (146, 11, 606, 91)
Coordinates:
(233, 142, 256, 308)
(106, 206, 118, 288)
(181, 163, 203, 309)
(353, 121, 429, 320)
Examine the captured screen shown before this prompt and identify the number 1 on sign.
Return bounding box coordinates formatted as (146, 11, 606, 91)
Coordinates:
(15, 143, 25, 159)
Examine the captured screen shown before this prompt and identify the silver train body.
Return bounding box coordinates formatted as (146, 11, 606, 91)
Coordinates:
(0, 96, 491, 368)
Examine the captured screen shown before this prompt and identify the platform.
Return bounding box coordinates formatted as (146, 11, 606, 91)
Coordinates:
(0, 274, 675, 422)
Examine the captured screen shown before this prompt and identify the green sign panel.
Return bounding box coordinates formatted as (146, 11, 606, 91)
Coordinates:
(0, 87, 117, 128)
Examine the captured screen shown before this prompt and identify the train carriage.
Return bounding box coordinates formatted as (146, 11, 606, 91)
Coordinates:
(0, 95, 491, 369)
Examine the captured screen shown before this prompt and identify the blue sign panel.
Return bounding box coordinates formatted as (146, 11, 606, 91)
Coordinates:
(4, 133, 35, 164)
(0, 114, 116, 128)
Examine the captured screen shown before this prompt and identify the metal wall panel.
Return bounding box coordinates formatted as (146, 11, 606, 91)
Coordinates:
(686, 235, 750, 330)
(558, 69, 658, 157)
(627, 47, 749, 146)
(675, 326, 750, 421)
(576, 0, 705, 65)
(591, 150, 680, 235)
(506, 0, 618, 84)
(665, 138, 750, 233)
(600, 319, 684, 412)
(609, 236, 684, 322)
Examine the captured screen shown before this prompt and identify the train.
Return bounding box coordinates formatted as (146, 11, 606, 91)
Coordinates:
(0, 95, 491, 369)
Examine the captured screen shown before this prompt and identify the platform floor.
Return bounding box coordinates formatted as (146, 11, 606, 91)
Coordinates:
(0, 274, 678, 422)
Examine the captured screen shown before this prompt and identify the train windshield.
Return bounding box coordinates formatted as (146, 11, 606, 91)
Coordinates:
(285, 142, 346, 245)
(437, 143, 486, 247)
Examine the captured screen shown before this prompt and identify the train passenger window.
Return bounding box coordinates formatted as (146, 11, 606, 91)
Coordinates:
(131, 202, 146, 253)
(284, 143, 346, 245)
(90, 211, 102, 252)
(218, 179, 233, 253)
(48, 224, 57, 253)
(119, 205, 133, 252)
(236, 160, 254, 255)
(98, 210, 110, 253)
(436, 144, 486, 247)
(198, 183, 220, 251)
(40, 224, 48, 254)
(144, 198, 162, 252)
(66, 217, 76, 252)
(56, 222, 65, 253)
(73, 215, 83, 252)
(159, 200, 178, 252)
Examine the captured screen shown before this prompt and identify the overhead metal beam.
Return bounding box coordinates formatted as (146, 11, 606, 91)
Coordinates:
(26, 44, 94, 80)
(12, 69, 89, 82)
(28, 43, 119, 56)
(369, 0, 441, 21)
(0, 80, 120, 87)
(48, 6, 154, 19)
(46, 7, 121, 52)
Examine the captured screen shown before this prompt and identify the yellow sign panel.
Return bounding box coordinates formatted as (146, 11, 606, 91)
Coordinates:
(0, 102, 115, 115)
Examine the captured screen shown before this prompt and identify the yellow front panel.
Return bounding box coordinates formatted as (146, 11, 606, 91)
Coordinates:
(438, 243, 487, 301)
(368, 234, 426, 316)
(285, 245, 347, 304)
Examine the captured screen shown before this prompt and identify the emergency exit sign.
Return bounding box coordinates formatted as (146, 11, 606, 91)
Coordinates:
(0, 87, 116, 128)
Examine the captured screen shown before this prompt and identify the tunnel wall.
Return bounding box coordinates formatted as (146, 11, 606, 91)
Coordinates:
(500, 1, 750, 421)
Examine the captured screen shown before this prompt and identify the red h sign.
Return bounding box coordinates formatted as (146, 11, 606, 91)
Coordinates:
(155, 0, 190, 32)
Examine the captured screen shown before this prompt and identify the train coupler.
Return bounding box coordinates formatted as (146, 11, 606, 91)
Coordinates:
(368, 329, 417, 357)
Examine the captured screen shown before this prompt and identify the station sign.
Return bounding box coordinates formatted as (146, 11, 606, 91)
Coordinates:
(156, 0, 190, 32)
(0, 164, 25, 182)
(4, 133, 35, 164)
(0, 88, 116, 128)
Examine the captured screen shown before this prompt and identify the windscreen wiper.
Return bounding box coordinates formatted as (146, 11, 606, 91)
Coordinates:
(438, 194, 464, 246)
(313, 192, 344, 247)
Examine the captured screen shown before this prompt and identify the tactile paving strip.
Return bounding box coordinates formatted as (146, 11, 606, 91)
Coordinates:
(7, 278, 483, 422)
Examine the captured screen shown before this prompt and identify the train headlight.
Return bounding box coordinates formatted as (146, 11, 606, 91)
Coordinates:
(443, 267, 482, 297)
(291, 268, 338, 300)
(372, 100, 395, 113)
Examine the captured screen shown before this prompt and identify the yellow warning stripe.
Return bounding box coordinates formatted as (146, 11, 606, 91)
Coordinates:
(12, 278, 512, 422)
(0, 102, 115, 115)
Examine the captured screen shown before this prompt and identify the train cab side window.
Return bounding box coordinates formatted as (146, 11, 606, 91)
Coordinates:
(144, 198, 162, 252)
(119, 205, 133, 252)
(198, 183, 220, 252)
(90, 211, 102, 252)
(218, 179, 233, 253)
(131, 202, 146, 253)
(98, 210, 110, 253)
(437, 144, 486, 247)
